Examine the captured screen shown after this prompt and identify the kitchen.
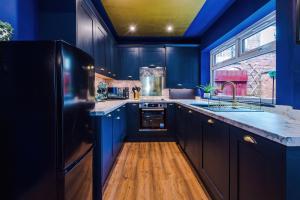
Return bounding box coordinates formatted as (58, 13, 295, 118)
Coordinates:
(1, 0, 300, 200)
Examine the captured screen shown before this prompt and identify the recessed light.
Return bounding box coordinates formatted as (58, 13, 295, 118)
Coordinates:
(166, 25, 174, 32)
(129, 25, 136, 32)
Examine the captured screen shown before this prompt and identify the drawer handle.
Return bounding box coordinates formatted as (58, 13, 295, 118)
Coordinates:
(128, 75, 133, 79)
(116, 117, 121, 120)
(117, 109, 120, 112)
(243, 135, 257, 144)
(188, 110, 192, 114)
(208, 119, 214, 124)
(132, 104, 137, 106)
(107, 114, 112, 117)
(178, 106, 181, 109)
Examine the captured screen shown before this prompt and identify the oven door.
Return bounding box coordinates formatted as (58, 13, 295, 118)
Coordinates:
(140, 108, 166, 130)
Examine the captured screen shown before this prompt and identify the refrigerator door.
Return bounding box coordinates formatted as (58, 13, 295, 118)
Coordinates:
(62, 147, 94, 200)
(0, 41, 57, 199)
(57, 42, 95, 170)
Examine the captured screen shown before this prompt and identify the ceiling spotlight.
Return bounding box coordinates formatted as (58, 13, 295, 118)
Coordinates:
(129, 25, 136, 32)
(166, 25, 174, 32)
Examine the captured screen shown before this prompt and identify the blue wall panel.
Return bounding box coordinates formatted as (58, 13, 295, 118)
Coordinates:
(0, 0, 37, 40)
(0, 0, 18, 39)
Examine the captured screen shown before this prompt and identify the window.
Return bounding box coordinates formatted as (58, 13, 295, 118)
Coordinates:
(242, 25, 276, 52)
(210, 12, 276, 104)
(215, 45, 236, 64)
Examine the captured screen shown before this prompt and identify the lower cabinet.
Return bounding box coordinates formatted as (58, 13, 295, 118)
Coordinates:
(126, 103, 140, 138)
(175, 105, 186, 149)
(230, 127, 284, 200)
(200, 116, 230, 200)
(166, 103, 176, 136)
(93, 107, 127, 199)
(93, 113, 113, 200)
(184, 110, 203, 174)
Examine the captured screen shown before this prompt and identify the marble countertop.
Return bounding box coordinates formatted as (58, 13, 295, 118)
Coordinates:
(91, 99, 300, 147)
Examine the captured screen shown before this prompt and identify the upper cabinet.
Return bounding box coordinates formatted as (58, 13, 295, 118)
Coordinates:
(76, 0, 116, 78)
(76, 1, 94, 57)
(139, 47, 165, 67)
(166, 46, 200, 89)
(93, 23, 107, 74)
(118, 47, 140, 80)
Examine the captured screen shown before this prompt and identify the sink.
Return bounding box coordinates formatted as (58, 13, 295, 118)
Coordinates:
(190, 104, 263, 112)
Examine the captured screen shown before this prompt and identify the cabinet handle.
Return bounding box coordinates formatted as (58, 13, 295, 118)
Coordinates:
(117, 109, 120, 112)
(243, 135, 257, 144)
(116, 117, 121, 120)
(108, 71, 112, 74)
(178, 106, 181, 109)
(132, 104, 137, 106)
(113, 74, 116, 77)
(122, 105, 126, 108)
(100, 68, 105, 71)
(107, 114, 112, 117)
(128, 75, 133, 79)
(177, 83, 183, 86)
(207, 119, 214, 124)
(169, 104, 174, 106)
(188, 110, 192, 114)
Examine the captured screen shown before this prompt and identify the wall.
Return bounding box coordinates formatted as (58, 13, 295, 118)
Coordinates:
(0, 0, 37, 40)
(276, 0, 300, 109)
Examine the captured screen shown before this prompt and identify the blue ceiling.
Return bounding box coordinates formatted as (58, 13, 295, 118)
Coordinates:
(92, 0, 236, 43)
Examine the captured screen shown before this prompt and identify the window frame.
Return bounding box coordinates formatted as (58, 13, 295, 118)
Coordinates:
(210, 11, 276, 85)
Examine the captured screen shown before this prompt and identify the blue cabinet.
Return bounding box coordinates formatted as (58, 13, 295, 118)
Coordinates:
(166, 46, 200, 88)
(230, 127, 284, 200)
(93, 23, 107, 74)
(118, 47, 140, 80)
(175, 104, 188, 149)
(126, 103, 140, 138)
(100, 113, 113, 186)
(184, 110, 203, 174)
(166, 103, 176, 136)
(112, 106, 127, 158)
(201, 116, 230, 200)
(139, 47, 165, 67)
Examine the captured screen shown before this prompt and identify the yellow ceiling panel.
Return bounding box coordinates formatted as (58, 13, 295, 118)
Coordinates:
(102, 0, 206, 37)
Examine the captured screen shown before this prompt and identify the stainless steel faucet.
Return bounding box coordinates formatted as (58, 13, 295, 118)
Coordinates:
(221, 81, 237, 105)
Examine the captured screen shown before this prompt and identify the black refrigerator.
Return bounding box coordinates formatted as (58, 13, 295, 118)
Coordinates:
(0, 41, 96, 200)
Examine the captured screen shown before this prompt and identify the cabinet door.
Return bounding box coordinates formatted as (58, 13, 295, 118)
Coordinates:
(166, 47, 200, 88)
(105, 36, 114, 77)
(118, 47, 140, 80)
(140, 47, 165, 67)
(175, 105, 186, 149)
(184, 110, 203, 174)
(93, 23, 106, 74)
(100, 113, 113, 187)
(166, 103, 176, 136)
(230, 127, 284, 200)
(77, 2, 94, 57)
(126, 103, 140, 137)
(201, 117, 230, 200)
(112, 109, 122, 158)
(120, 105, 127, 140)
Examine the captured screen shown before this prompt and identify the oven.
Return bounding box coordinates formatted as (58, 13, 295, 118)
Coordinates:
(139, 103, 167, 131)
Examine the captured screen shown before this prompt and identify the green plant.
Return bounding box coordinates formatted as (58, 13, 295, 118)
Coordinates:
(0, 20, 13, 41)
(197, 84, 216, 93)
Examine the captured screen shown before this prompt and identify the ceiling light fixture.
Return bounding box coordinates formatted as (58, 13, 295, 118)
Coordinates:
(129, 25, 136, 32)
(166, 25, 174, 32)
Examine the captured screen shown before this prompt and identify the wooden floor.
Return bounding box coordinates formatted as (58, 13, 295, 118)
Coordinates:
(103, 142, 211, 200)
